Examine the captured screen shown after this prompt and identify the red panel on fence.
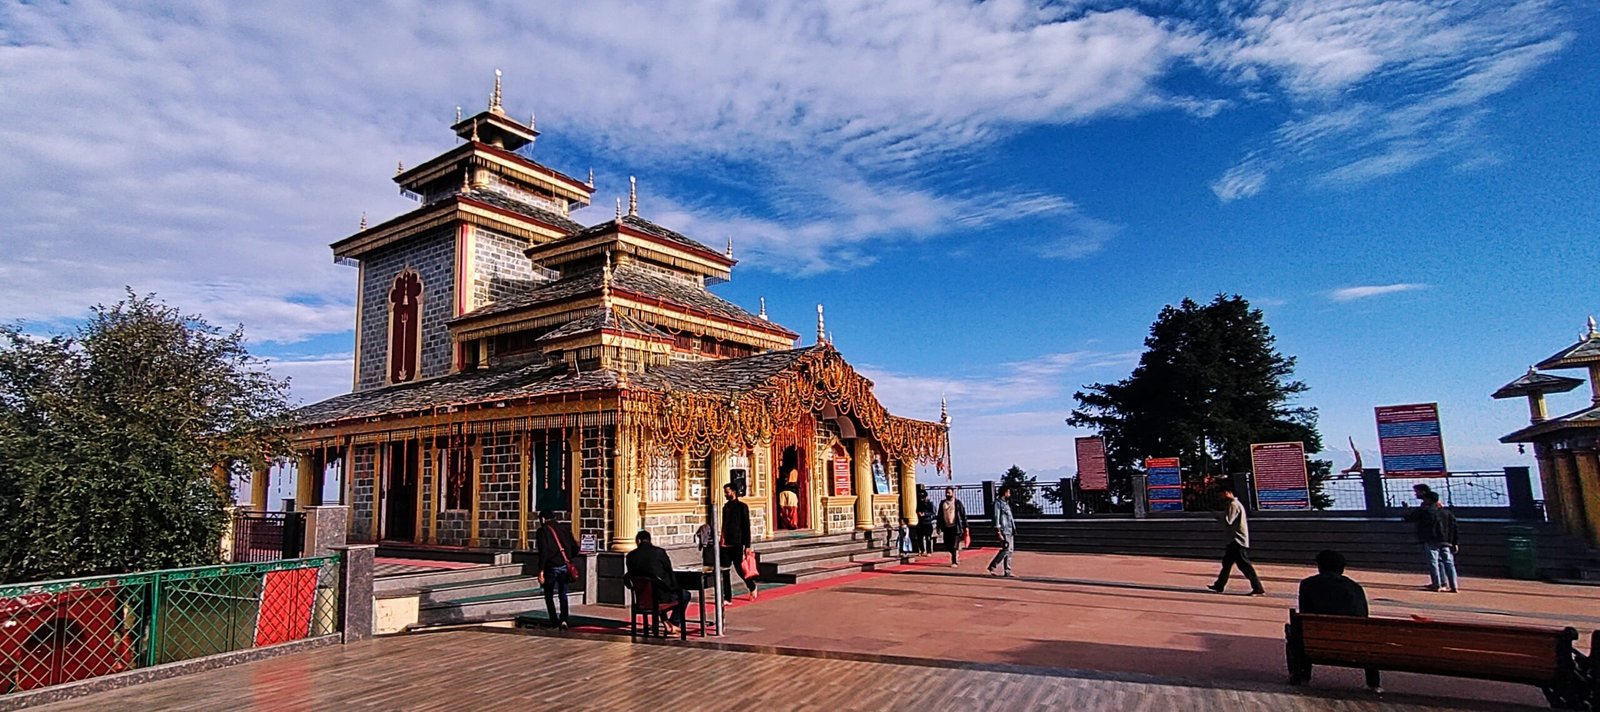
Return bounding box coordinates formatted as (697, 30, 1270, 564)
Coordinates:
(254, 568, 318, 647)
(1075, 436, 1108, 491)
(0, 588, 133, 693)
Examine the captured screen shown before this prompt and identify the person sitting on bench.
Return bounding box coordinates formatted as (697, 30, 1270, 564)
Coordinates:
(625, 530, 690, 637)
(1293, 549, 1378, 690)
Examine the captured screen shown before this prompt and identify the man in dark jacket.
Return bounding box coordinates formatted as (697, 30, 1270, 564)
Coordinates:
(1408, 490, 1460, 592)
(625, 530, 689, 636)
(720, 483, 758, 602)
(1291, 550, 1378, 689)
(534, 511, 580, 630)
(914, 488, 937, 555)
(937, 486, 968, 567)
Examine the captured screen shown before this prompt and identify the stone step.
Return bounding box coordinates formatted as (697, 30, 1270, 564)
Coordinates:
(374, 563, 526, 595)
(375, 542, 511, 564)
(419, 574, 545, 606)
(416, 585, 586, 627)
(768, 556, 899, 585)
(755, 540, 877, 566)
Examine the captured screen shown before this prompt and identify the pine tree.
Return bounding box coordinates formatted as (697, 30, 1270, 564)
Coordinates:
(1068, 295, 1331, 509)
(998, 465, 1042, 517)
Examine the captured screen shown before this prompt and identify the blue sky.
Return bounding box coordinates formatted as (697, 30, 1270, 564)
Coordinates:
(3, 1, 1597, 483)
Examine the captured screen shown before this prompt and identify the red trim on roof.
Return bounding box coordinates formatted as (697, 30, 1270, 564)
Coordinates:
(457, 195, 577, 236)
(610, 284, 799, 340)
(616, 223, 735, 268)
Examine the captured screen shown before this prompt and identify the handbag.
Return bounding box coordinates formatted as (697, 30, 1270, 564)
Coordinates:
(738, 549, 760, 580)
(551, 528, 581, 584)
(960, 529, 971, 550)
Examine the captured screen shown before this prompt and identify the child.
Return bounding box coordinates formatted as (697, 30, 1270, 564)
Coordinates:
(898, 517, 913, 557)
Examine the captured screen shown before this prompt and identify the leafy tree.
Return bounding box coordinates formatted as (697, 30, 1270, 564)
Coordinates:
(1068, 295, 1332, 510)
(998, 465, 1042, 517)
(0, 291, 291, 583)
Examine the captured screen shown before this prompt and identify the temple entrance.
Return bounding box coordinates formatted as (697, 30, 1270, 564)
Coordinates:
(774, 444, 809, 530)
(382, 441, 418, 541)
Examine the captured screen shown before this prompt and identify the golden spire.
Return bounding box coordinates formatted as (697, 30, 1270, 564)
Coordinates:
(615, 197, 622, 221)
(1589, 315, 1598, 337)
(470, 121, 479, 142)
(529, 112, 536, 131)
(396, 160, 404, 175)
(489, 68, 503, 113)
(940, 394, 950, 426)
(816, 304, 825, 343)
(455, 105, 462, 123)
(628, 176, 638, 216)
(359, 212, 368, 230)
(601, 250, 613, 309)
(587, 168, 595, 188)
(461, 167, 471, 193)
(725, 237, 734, 259)
(759, 297, 767, 320)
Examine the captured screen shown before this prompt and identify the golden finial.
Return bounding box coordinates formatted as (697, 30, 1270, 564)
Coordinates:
(816, 304, 825, 343)
(489, 68, 503, 112)
(1588, 315, 1598, 337)
(615, 197, 622, 221)
(396, 160, 404, 176)
(455, 105, 462, 123)
(470, 121, 479, 142)
(587, 168, 595, 188)
(529, 112, 536, 131)
(940, 394, 950, 426)
(461, 167, 471, 193)
(601, 250, 613, 307)
(759, 297, 767, 320)
(725, 237, 733, 259)
(628, 176, 638, 216)
(359, 212, 368, 230)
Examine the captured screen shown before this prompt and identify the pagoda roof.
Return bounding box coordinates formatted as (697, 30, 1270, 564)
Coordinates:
(1534, 318, 1600, 370)
(452, 263, 795, 339)
(634, 346, 823, 395)
(462, 189, 583, 234)
(395, 141, 592, 205)
(537, 308, 671, 343)
(1500, 402, 1600, 443)
(561, 215, 733, 268)
(331, 191, 579, 260)
(289, 359, 621, 428)
(1491, 368, 1585, 399)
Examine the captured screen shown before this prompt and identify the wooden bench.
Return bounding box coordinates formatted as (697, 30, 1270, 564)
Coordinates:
(1286, 610, 1595, 709)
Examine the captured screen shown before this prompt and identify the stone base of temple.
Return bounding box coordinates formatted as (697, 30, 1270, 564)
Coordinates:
(595, 529, 899, 606)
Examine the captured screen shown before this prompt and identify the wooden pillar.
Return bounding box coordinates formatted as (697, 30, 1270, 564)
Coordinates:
(250, 462, 270, 511)
(711, 450, 732, 498)
(1553, 452, 1587, 541)
(611, 431, 639, 552)
(852, 439, 874, 531)
(296, 452, 317, 510)
(899, 459, 918, 527)
(517, 434, 531, 550)
(468, 441, 483, 548)
(1572, 449, 1600, 550)
(1533, 446, 1561, 526)
(370, 444, 384, 542)
(568, 429, 582, 541)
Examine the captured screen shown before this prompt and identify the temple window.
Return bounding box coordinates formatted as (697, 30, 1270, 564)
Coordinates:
(386, 271, 423, 384)
(647, 454, 680, 502)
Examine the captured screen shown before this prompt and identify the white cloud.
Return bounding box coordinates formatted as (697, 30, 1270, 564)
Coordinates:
(1329, 283, 1428, 301)
(265, 353, 356, 405)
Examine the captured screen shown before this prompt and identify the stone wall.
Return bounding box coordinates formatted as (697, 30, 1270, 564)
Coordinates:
(355, 227, 458, 391)
(471, 226, 541, 309)
(872, 500, 901, 531)
(577, 426, 612, 547)
(349, 445, 376, 543)
(435, 510, 470, 547)
(477, 432, 521, 550)
(825, 504, 854, 534)
(642, 511, 703, 548)
(749, 505, 769, 541)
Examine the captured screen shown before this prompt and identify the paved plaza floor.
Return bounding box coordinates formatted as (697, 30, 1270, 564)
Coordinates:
(25, 550, 1598, 711)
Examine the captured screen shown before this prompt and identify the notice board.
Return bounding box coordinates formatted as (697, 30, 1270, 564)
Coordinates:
(1145, 457, 1183, 512)
(1250, 441, 1309, 510)
(1376, 403, 1447, 477)
(1075, 436, 1108, 491)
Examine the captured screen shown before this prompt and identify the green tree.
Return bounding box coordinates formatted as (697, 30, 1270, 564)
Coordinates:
(1068, 295, 1332, 510)
(998, 465, 1042, 517)
(0, 291, 291, 583)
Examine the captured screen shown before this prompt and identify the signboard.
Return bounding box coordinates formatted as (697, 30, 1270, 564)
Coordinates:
(1250, 441, 1309, 510)
(579, 532, 598, 556)
(1145, 457, 1183, 512)
(872, 458, 890, 494)
(1375, 403, 1447, 477)
(832, 455, 851, 496)
(1075, 436, 1108, 491)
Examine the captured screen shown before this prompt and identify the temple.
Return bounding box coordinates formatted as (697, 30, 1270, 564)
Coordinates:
(269, 72, 950, 561)
(1495, 316, 1600, 549)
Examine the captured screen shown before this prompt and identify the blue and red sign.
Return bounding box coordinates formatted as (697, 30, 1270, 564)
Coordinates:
(1376, 403, 1447, 478)
(1250, 441, 1309, 510)
(1145, 457, 1183, 512)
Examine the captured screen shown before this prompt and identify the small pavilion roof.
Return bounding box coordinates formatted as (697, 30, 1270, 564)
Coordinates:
(1500, 403, 1600, 443)
(1491, 368, 1585, 399)
(1534, 317, 1600, 370)
(563, 215, 732, 267)
(289, 360, 622, 428)
(536, 308, 670, 343)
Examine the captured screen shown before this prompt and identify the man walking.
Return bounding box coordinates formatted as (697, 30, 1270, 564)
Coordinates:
(1208, 484, 1265, 595)
(988, 485, 1016, 577)
(938, 486, 967, 567)
(720, 483, 759, 602)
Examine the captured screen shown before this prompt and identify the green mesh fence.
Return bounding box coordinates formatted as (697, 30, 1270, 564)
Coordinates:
(0, 556, 339, 695)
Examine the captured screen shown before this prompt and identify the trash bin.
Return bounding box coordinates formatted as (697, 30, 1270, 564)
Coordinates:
(1505, 526, 1537, 580)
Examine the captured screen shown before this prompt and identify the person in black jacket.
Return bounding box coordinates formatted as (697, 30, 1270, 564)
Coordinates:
(1290, 550, 1378, 689)
(1417, 491, 1460, 592)
(534, 511, 581, 630)
(720, 483, 759, 602)
(625, 530, 689, 636)
(914, 487, 937, 555)
(936, 487, 968, 567)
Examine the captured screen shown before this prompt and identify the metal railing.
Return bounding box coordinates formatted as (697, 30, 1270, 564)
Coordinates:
(0, 557, 339, 695)
(1319, 474, 1369, 511)
(232, 511, 305, 563)
(1381, 471, 1511, 509)
(1011, 483, 1066, 517)
(917, 483, 986, 520)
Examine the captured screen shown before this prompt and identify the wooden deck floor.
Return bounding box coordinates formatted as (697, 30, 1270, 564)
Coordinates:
(29, 629, 1492, 711)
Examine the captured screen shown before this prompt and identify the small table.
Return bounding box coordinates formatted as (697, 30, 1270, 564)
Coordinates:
(673, 567, 716, 637)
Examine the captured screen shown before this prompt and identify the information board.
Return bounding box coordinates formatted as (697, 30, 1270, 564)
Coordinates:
(833, 456, 851, 495)
(579, 532, 598, 556)
(1145, 457, 1183, 512)
(1075, 436, 1108, 491)
(1250, 441, 1310, 510)
(1375, 403, 1447, 477)
(872, 458, 891, 494)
